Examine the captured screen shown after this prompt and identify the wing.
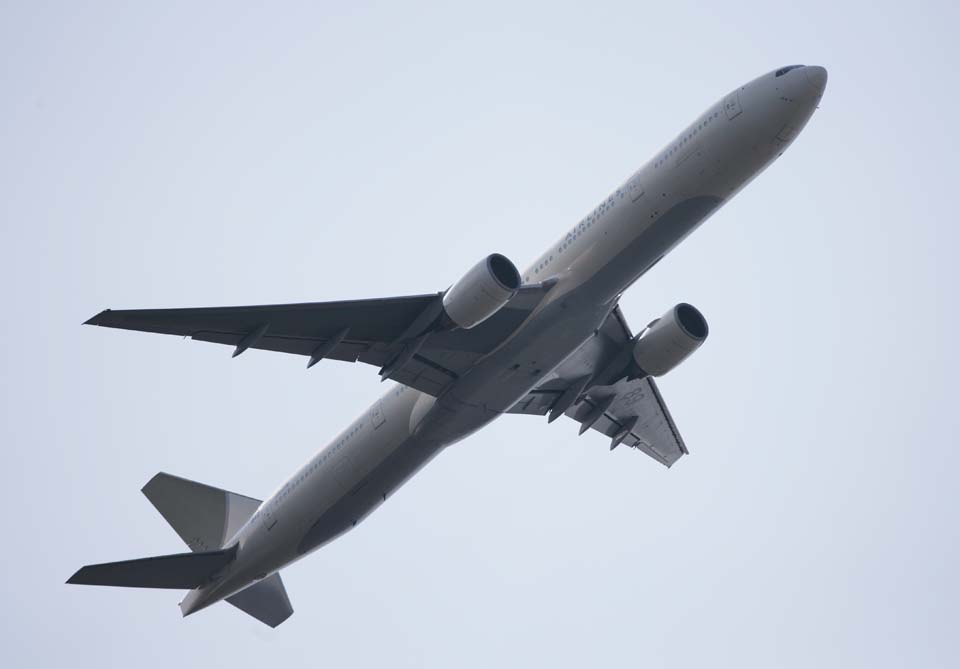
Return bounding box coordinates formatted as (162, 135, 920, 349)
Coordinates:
(508, 307, 689, 467)
(86, 287, 548, 398)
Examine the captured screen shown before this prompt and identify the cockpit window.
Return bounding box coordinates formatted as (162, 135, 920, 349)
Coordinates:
(775, 65, 804, 77)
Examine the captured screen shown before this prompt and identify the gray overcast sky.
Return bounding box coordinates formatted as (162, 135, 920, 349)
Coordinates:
(3, 1, 958, 666)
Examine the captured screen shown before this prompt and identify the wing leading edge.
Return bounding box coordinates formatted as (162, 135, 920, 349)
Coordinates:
(85, 287, 549, 398)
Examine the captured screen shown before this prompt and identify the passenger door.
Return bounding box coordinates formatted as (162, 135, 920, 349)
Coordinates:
(723, 91, 742, 119)
(626, 175, 645, 202)
(261, 501, 278, 532)
(370, 398, 386, 430)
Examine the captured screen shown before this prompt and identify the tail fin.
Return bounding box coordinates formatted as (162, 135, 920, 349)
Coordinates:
(142, 472, 262, 551)
(226, 573, 294, 627)
(67, 545, 237, 589)
(145, 472, 295, 627)
(69, 473, 290, 626)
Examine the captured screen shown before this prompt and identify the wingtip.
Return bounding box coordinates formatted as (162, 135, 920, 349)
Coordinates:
(268, 609, 295, 628)
(83, 309, 111, 326)
(141, 471, 167, 495)
(66, 567, 87, 585)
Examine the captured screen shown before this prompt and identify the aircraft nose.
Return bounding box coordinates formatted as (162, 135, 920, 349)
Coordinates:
(803, 65, 828, 96)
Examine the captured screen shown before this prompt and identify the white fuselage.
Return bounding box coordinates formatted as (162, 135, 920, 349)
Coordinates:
(181, 65, 827, 615)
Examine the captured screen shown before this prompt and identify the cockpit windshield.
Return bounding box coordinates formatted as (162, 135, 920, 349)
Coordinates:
(775, 65, 804, 77)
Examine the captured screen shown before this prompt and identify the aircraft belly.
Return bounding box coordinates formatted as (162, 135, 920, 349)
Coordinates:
(440, 305, 608, 416)
(296, 433, 444, 555)
(232, 388, 419, 562)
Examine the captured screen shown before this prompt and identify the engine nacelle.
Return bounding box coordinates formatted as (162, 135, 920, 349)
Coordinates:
(632, 303, 709, 377)
(442, 253, 521, 329)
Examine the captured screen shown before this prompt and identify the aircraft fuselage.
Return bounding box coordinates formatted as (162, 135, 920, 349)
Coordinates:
(180, 65, 827, 617)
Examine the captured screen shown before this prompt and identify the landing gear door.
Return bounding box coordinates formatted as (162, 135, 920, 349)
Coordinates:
(724, 91, 742, 120)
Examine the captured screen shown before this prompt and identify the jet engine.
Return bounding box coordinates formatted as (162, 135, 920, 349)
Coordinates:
(442, 253, 521, 329)
(632, 303, 709, 377)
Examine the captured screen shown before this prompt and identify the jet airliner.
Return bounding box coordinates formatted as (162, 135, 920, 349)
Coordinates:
(69, 65, 828, 627)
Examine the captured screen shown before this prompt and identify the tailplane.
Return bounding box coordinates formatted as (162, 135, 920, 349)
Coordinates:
(226, 573, 294, 627)
(68, 472, 294, 627)
(67, 545, 237, 589)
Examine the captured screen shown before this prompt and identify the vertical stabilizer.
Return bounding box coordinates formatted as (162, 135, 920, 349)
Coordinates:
(142, 473, 261, 552)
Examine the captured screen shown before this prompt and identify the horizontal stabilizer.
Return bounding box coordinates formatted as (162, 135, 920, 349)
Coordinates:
(226, 573, 294, 627)
(142, 473, 261, 552)
(67, 546, 236, 589)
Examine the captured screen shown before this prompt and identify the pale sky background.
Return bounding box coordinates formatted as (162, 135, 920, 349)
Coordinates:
(3, 1, 959, 666)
